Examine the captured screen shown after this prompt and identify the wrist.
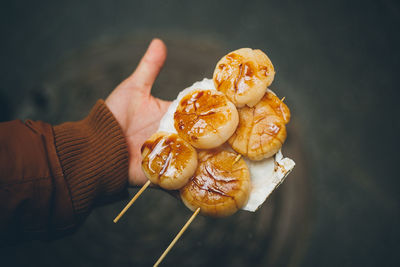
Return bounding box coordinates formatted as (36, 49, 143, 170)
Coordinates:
(53, 100, 129, 219)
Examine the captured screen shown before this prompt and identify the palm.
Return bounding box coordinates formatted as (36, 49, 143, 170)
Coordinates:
(125, 95, 170, 186)
(105, 39, 171, 186)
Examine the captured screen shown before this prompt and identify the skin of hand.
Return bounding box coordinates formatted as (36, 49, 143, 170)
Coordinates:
(105, 39, 171, 187)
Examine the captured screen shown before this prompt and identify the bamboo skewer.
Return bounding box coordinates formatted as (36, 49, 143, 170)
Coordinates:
(154, 207, 201, 267)
(113, 180, 151, 223)
(233, 154, 242, 164)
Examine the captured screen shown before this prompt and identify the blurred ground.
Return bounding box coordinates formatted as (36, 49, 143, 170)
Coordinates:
(0, 0, 399, 266)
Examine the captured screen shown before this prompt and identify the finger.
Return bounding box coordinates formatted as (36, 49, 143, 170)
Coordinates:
(130, 38, 167, 93)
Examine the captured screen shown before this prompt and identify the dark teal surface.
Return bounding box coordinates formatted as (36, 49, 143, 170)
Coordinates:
(0, 1, 399, 266)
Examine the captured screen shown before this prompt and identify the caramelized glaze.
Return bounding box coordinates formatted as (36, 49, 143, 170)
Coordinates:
(228, 91, 290, 160)
(141, 132, 197, 190)
(174, 89, 238, 149)
(180, 150, 250, 217)
(215, 53, 257, 95)
(264, 90, 291, 124)
(213, 48, 275, 107)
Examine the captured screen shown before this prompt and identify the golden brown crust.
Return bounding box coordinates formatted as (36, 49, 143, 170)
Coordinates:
(213, 48, 275, 107)
(141, 132, 197, 190)
(180, 150, 250, 217)
(174, 89, 238, 149)
(264, 90, 291, 124)
(228, 91, 290, 160)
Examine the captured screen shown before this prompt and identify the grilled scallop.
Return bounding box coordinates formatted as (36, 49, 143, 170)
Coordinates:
(228, 91, 290, 160)
(213, 48, 275, 107)
(141, 132, 198, 190)
(180, 149, 250, 217)
(174, 89, 239, 149)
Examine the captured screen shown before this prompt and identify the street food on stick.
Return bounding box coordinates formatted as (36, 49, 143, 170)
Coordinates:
(116, 47, 295, 266)
(180, 149, 251, 217)
(174, 89, 239, 149)
(213, 48, 275, 108)
(141, 132, 198, 190)
(113, 132, 198, 223)
(157, 78, 295, 212)
(154, 148, 250, 266)
(228, 90, 290, 161)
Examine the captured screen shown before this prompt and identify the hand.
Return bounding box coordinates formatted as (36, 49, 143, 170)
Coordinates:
(105, 39, 171, 187)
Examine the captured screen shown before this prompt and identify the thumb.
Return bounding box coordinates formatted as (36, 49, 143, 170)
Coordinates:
(129, 38, 167, 94)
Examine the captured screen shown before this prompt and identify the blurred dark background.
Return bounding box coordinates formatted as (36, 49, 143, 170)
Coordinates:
(0, 0, 399, 266)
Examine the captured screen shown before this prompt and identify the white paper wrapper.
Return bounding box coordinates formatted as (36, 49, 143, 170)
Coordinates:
(242, 150, 295, 211)
(157, 78, 295, 212)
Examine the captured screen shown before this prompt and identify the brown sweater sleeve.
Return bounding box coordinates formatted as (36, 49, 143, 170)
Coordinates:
(0, 100, 129, 242)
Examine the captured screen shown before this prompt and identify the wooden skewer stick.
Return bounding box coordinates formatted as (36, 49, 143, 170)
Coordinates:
(233, 154, 242, 164)
(154, 207, 201, 267)
(113, 180, 151, 223)
(281, 96, 286, 102)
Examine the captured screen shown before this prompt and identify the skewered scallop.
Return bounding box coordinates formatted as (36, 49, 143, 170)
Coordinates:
(174, 89, 239, 149)
(116, 45, 295, 266)
(141, 132, 198, 190)
(228, 90, 290, 161)
(180, 149, 251, 217)
(263, 89, 291, 124)
(213, 48, 275, 108)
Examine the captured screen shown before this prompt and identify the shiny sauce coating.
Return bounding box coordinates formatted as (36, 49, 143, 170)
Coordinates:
(174, 90, 232, 142)
(141, 134, 194, 182)
(214, 52, 269, 98)
(264, 91, 291, 124)
(180, 150, 250, 217)
(228, 91, 290, 160)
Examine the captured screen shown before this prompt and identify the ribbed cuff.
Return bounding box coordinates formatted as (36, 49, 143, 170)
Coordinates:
(53, 100, 129, 219)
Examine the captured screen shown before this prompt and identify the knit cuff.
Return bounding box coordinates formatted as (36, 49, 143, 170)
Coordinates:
(53, 100, 129, 219)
